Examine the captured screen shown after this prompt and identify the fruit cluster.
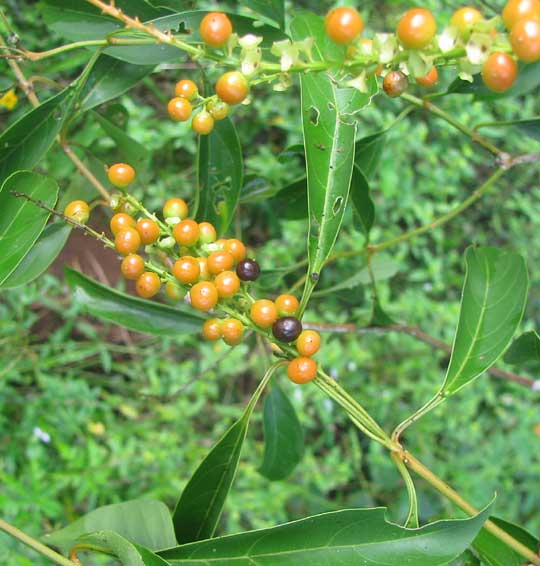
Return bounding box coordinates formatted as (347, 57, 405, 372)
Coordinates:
(63, 163, 321, 385)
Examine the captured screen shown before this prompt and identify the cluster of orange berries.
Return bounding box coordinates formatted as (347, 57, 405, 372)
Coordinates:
(167, 13, 249, 135)
(64, 162, 321, 385)
(326, 0, 540, 95)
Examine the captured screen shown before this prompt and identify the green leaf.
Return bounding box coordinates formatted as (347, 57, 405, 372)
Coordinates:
(65, 267, 205, 335)
(350, 166, 375, 239)
(94, 112, 149, 174)
(290, 13, 376, 306)
(196, 118, 243, 236)
(72, 531, 170, 566)
(160, 505, 492, 565)
(268, 178, 308, 220)
(79, 55, 154, 112)
(442, 247, 528, 395)
(44, 499, 176, 554)
(473, 517, 539, 566)
(504, 331, 540, 367)
(0, 172, 59, 285)
(515, 117, 540, 140)
(1, 223, 71, 289)
(173, 365, 279, 543)
(370, 298, 398, 327)
(449, 550, 481, 565)
(259, 385, 304, 481)
(245, 0, 285, 28)
(0, 88, 75, 184)
(355, 130, 386, 179)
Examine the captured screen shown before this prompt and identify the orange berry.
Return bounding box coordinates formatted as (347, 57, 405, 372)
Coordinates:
(108, 163, 135, 188)
(199, 11, 233, 47)
(190, 281, 219, 311)
(175, 79, 198, 100)
(383, 70, 409, 97)
(296, 330, 321, 357)
(173, 219, 200, 246)
(207, 99, 229, 120)
(275, 294, 299, 316)
(224, 239, 246, 263)
(110, 213, 136, 236)
(250, 299, 278, 328)
(135, 272, 161, 298)
(202, 318, 222, 340)
(136, 218, 160, 245)
(115, 227, 141, 255)
(196, 257, 211, 281)
(163, 197, 189, 220)
(287, 357, 318, 384)
(450, 7, 483, 34)
(207, 250, 235, 275)
(482, 52, 518, 92)
(214, 270, 241, 298)
(221, 318, 244, 346)
(64, 200, 90, 224)
(121, 253, 145, 280)
(502, 0, 540, 29)
(325, 7, 364, 44)
(397, 8, 437, 49)
(199, 222, 217, 244)
(168, 97, 192, 122)
(173, 256, 200, 284)
(165, 280, 184, 300)
(215, 72, 249, 105)
(510, 17, 540, 62)
(416, 66, 439, 87)
(192, 110, 215, 135)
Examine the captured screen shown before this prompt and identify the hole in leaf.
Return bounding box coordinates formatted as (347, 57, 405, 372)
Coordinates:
(332, 196, 344, 215)
(308, 106, 320, 125)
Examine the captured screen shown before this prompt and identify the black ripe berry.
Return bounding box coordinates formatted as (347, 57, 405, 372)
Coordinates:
(236, 258, 260, 282)
(272, 317, 303, 343)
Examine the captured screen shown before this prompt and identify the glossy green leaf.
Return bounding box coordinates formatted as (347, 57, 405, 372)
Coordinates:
(504, 331, 540, 366)
(1, 223, 71, 289)
(291, 13, 376, 306)
(449, 550, 481, 565)
(73, 531, 170, 566)
(0, 88, 75, 184)
(79, 55, 154, 111)
(355, 130, 386, 179)
(268, 178, 308, 220)
(473, 517, 539, 566)
(65, 267, 205, 335)
(442, 247, 528, 394)
(245, 0, 285, 28)
(160, 505, 491, 565)
(350, 166, 375, 239)
(44, 499, 176, 553)
(259, 385, 304, 481)
(94, 112, 149, 174)
(0, 172, 59, 285)
(196, 118, 243, 236)
(173, 366, 278, 543)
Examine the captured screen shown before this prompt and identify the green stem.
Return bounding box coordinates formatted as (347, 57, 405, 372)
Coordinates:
(401, 93, 503, 156)
(371, 167, 507, 252)
(390, 453, 419, 528)
(392, 394, 444, 443)
(0, 519, 76, 566)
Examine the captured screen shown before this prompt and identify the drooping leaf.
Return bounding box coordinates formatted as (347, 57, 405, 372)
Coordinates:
(290, 12, 377, 308)
(160, 505, 491, 565)
(43, 499, 176, 554)
(71, 531, 170, 566)
(370, 298, 398, 327)
(504, 331, 540, 367)
(173, 365, 280, 543)
(0, 172, 59, 285)
(268, 178, 308, 220)
(350, 165, 375, 239)
(65, 267, 205, 335)
(355, 130, 386, 179)
(196, 118, 243, 236)
(442, 247, 528, 394)
(473, 517, 539, 566)
(0, 88, 75, 184)
(79, 55, 154, 111)
(245, 0, 285, 28)
(259, 385, 304, 481)
(1, 223, 71, 289)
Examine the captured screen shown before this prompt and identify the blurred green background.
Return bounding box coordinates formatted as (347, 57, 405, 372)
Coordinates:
(1, 0, 539, 564)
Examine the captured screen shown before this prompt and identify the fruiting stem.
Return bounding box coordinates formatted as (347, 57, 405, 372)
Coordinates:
(0, 519, 77, 566)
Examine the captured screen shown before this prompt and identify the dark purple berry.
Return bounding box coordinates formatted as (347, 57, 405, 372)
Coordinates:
(236, 258, 260, 282)
(272, 317, 302, 343)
